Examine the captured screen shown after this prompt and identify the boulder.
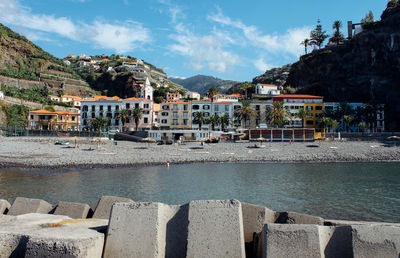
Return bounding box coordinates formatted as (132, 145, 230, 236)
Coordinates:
(53, 201, 93, 219)
(92, 196, 132, 219)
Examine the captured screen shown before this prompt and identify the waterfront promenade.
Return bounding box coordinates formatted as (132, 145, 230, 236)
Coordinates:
(0, 136, 399, 168)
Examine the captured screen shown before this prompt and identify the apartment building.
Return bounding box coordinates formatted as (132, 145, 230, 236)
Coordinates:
(273, 95, 324, 128)
(122, 98, 153, 130)
(80, 97, 122, 129)
(27, 110, 80, 131)
(159, 101, 191, 130)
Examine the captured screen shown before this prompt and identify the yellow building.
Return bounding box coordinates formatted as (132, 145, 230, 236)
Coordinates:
(304, 103, 324, 128)
(27, 110, 80, 131)
(159, 101, 191, 129)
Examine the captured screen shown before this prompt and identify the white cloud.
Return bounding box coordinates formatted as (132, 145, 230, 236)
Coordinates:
(254, 57, 271, 72)
(168, 25, 239, 73)
(0, 0, 151, 53)
(207, 9, 311, 57)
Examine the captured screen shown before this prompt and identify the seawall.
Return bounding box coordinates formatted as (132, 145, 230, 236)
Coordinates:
(0, 197, 399, 257)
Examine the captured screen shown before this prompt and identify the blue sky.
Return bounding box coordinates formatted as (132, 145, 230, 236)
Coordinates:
(0, 0, 387, 81)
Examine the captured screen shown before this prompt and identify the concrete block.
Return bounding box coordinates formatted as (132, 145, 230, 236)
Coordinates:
(319, 226, 353, 258)
(0, 213, 107, 257)
(352, 224, 400, 258)
(186, 200, 246, 258)
(92, 195, 132, 219)
(53, 201, 93, 219)
(104, 202, 188, 258)
(242, 202, 276, 243)
(261, 224, 321, 258)
(7, 197, 52, 216)
(275, 211, 324, 225)
(0, 200, 11, 214)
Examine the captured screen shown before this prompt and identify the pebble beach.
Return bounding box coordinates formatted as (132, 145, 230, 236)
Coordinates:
(1, 136, 400, 168)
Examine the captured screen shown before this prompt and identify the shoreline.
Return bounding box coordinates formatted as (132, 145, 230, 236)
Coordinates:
(1, 136, 400, 169)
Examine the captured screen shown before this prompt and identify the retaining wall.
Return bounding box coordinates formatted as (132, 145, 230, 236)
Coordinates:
(0, 197, 399, 258)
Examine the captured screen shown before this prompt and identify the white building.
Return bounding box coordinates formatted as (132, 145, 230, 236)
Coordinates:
(184, 91, 201, 100)
(135, 77, 153, 101)
(122, 98, 153, 130)
(255, 84, 280, 95)
(213, 94, 241, 102)
(80, 97, 122, 130)
(191, 101, 241, 130)
(148, 129, 211, 142)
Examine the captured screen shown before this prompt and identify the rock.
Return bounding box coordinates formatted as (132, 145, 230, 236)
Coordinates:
(352, 224, 400, 258)
(186, 200, 246, 258)
(53, 201, 93, 219)
(275, 211, 324, 225)
(0, 200, 11, 214)
(0, 213, 107, 257)
(92, 196, 132, 219)
(7, 197, 52, 216)
(319, 225, 353, 258)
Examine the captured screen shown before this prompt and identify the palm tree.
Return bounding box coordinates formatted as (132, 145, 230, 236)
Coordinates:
(330, 21, 344, 45)
(272, 102, 289, 127)
(358, 122, 367, 134)
(132, 108, 143, 131)
(238, 82, 254, 99)
(234, 100, 256, 128)
(343, 115, 354, 132)
(208, 114, 220, 131)
(220, 114, 230, 131)
(331, 120, 340, 139)
(297, 108, 306, 128)
(207, 87, 219, 102)
(300, 39, 310, 55)
(117, 109, 130, 129)
(265, 106, 273, 126)
(193, 112, 206, 130)
(321, 116, 332, 133)
(90, 117, 110, 136)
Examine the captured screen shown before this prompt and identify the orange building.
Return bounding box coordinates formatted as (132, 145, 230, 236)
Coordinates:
(27, 110, 80, 131)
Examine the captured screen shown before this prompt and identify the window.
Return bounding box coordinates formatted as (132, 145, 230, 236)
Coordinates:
(162, 105, 169, 110)
(183, 119, 188, 125)
(315, 105, 323, 111)
(214, 105, 219, 112)
(115, 120, 119, 125)
(306, 106, 313, 111)
(161, 112, 169, 116)
(108, 105, 112, 112)
(143, 110, 150, 115)
(107, 113, 112, 118)
(91, 105, 96, 111)
(306, 120, 314, 125)
(192, 105, 199, 110)
(100, 105, 103, 111)
(71, 116, 75, 121)
(135, 103, 139, 108)
(225, 105, 229, 112)
(126, 103, 130, 109)
(91, 112, 95, 118)
(204, 112, 210, 117)
(115, 105, 119, 111)
(184, 104, 188, 111)
(255, 105, 260, 111)
(173, 119, 178, 125)
(30, 115, 34, 119)
(144, 117, 148, 123)
(173, 112, 178, 118)
(83, 105, 88, 111)
(82, 113, 87, 119)
(203, 105, 210, 110)
(144, 104, 149, 108)
(173, 104, 178, 110)
(161, 119, 168, 124)
(183, 112, 188, 119)
(307, 113, 313, 118)
(126, 118, 130, 123)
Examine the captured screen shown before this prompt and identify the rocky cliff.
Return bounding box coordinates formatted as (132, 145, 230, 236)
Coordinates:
(285, 5, 400, 130)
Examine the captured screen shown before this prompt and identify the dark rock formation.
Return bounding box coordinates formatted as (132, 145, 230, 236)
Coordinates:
(285, 5, 400, 130)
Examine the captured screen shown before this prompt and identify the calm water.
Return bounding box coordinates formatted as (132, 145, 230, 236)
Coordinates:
(0, 162, 399, 222)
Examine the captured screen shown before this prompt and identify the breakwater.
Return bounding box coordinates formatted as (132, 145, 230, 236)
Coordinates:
(0, 197, 399, 257)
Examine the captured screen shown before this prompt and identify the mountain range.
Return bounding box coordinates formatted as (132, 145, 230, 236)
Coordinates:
(169, 75, 239, 95)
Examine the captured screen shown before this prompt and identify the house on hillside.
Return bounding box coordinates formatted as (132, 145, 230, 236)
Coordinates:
(255, 84, 280, 96)
(184, 91, 201, 100)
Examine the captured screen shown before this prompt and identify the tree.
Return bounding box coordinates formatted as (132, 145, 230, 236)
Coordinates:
(208, 114, 220, 131)
(330, 20, 344, 45)
(234, 100, 256, 128)
(90, 117, 109, 132)
(4, 104, 29, 127)
(321, 117, 332, 133)
(300, 39, 310, 55)
(310, 19, 329, 49)
(117, 109, 130, 129)
(220, 114, 230, 131)
(272, 102, 289, 127)
(331, 120, 340, 139)
(265, 106, 273, 125)
(358, 122, 367, 134)
(193, 112, 206, 130)
(132, 108, 143, 131)
(387, 0, 398, 8)
(343, 115, 354, 132)
(361, 11, 374, 29)
(206, 86, 219, 102)
(297, 108, 307, 128)
(238, 82, 255, 99)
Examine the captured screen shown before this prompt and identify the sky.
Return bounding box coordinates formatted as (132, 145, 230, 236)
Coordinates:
(0, 0, 387, 82)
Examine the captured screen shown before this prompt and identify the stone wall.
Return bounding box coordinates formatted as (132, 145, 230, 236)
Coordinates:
(0, 197, 399, 258)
